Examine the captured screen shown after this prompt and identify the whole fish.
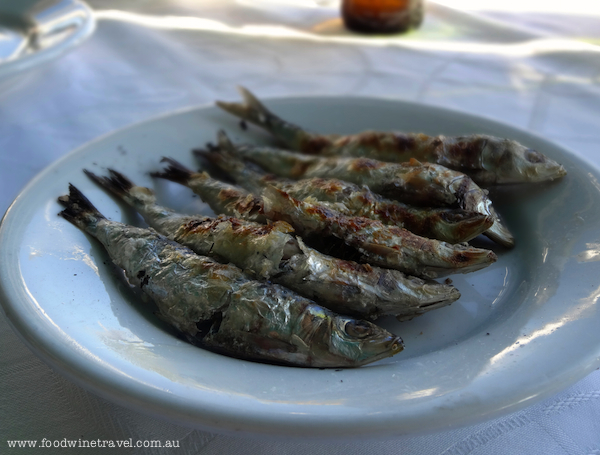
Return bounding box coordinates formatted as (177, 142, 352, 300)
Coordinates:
(86, 169, 461, 320)
(58, 184, 403, 367)
(196, 133, 493, 244)
(217, 87, 567, 185)
(153, 160, 497, 279)
(200, 133, 514, 247)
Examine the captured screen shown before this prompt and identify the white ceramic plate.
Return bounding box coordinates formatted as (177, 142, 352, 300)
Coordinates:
(2, 98, 600, 438)
(0, 0, 95, 80)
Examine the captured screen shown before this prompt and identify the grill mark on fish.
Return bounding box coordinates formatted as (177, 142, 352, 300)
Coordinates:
(180, 217, 285, 238)
(394, 133, 417, 151)
(300, 136, 332, 155)
(219, 188, 248, 202)
(195, 311, 224, 340)
(349, 158, 387, 171)
(446, 138, 485, 170)
(137, 270, 150, 288)
(225, 193, 265, 218)
(290, 160, 315, 178)
(454, 176, 473, 207)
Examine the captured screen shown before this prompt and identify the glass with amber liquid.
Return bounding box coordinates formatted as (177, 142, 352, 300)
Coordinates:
(341, 0, 424, 34)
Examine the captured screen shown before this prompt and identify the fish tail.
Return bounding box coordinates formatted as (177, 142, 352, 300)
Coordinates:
(216, 87, 307, 149)
(194, 131, 273, 196)
(217, 129, 236, 151)
(193, 130, 241, 174)
(84, 168, 134, 199)
(58, 184, 106, 231)
(216, 87, 276, 128)
(151, 157, 194, 185)
(85, 168, 158, 212)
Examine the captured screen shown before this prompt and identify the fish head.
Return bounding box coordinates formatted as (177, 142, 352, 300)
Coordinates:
(321, 317, 404, 367)
(480, 136, 567, 184)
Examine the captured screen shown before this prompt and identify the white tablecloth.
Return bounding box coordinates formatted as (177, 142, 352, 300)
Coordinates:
(2, 1, 600, 453)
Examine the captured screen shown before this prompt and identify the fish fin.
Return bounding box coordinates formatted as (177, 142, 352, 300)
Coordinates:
(290, 333, 310, 351)
(57, 184, 106, 229)
(150, 157, 194, 184)
(484, 220, 515, 248)
(217, 129, 236, 151)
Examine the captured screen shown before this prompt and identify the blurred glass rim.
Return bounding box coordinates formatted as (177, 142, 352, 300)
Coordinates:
(0, 0, 95, 80)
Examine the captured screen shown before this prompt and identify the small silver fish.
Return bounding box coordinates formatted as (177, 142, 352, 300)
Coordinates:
(217, 87, 567, 185)
(153, 161, 497, 279)
(119, 167, 460, 320)
(199, 132, 514, 247)
(196, 133, 494, 244)
(58, 184, 403, 367)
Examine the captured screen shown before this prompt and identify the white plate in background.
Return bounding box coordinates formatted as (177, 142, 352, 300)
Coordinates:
(1, 97, 599, 438)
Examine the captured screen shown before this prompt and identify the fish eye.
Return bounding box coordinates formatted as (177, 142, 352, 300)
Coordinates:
(344, 320, 373, 338)
(525, 149, 546, 163)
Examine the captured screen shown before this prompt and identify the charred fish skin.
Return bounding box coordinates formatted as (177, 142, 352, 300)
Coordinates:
(281, 180, 493, 244)
(145, 167, 461, 319)
(151, 158, 268, 224)
(196, 134, 493, 244)
(85, 168, 297, 279)
(154, 160, 496, 278)
(216, 87, 567, 185)
(261, 185, 497, 279)
(206, 136, 515, 247)
(277, 238, 461, 321)
(58, 185, 403, 368)
(318, 133, 568, 185)
(221, 142, 468, 206)
(152, 161, 495, 278)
